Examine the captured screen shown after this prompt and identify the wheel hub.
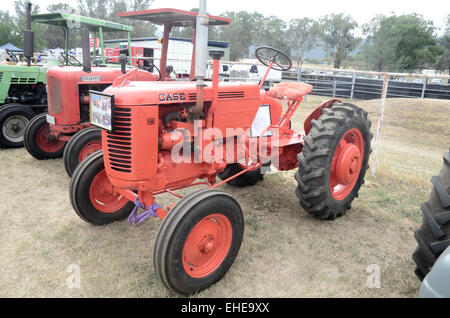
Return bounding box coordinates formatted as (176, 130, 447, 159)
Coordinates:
(335, 144, 361, 185)
(198, 234, 216, 254)
(35, 124, 65, 153)
(2, 115, 29, 143)
(78, 140, 102, 163)
(182, 214, 232, 278)
(89, 169, 128, 213)
(329, 128, 365, 201)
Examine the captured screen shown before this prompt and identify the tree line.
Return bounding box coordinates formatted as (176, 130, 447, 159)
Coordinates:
(1, 0, 449, 73)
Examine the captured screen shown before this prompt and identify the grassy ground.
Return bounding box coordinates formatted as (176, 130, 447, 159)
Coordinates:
(0, 96, 448, 298)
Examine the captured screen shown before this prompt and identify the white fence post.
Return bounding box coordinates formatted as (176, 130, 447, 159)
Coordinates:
(371, 74, 389, 177)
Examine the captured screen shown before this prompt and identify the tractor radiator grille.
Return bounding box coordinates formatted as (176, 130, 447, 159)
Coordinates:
(0, 72, 3, 82)
(188, 91, 245, 101)
(106, 107, 132, 173)
(11, 77, 36, 84)
(218, 91, 244, 99)
(188, 93, 197, 101)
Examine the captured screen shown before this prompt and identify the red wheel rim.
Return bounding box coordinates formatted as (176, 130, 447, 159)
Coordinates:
(35, 124, 65, 152)
(78, 140, 102, 163)
(182, 213, 233, 278)
(329, 128, 364, 200)
(89, 169, 128, 213)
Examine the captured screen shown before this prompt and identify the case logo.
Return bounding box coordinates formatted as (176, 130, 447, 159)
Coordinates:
(158, 93, 186, 102)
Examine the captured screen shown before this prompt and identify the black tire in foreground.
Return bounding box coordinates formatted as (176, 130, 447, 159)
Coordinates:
(69, 150, 134, 225)
(412, 150, 450, 280)
(295, 102, 372, 220)
(23, 113, 66, 159)
(0, 104, 35, 148)
(63, 127, 102, 177)
(154, 188, 244, 295)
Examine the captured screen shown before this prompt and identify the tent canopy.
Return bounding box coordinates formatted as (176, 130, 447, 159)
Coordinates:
(0, 43, 24, 53)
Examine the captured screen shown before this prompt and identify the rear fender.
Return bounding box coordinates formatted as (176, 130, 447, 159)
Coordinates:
(303, 98, 341, 135)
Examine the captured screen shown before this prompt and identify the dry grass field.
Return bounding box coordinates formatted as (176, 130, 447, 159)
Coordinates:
(0, 96, 449, 298)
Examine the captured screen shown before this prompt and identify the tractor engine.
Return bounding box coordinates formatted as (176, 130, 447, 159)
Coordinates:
(46, 66, 155, 139)
(102, 80, 283, 192)
(6, 82, 47, 105)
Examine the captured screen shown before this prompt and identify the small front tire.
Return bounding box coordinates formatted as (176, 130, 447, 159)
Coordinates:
(69, 150, 134, 225)
(0, 104, 35, 148)
(24, 113, 66, 159)
(154, 189, 244, 295)
(63, 127, 102, 177)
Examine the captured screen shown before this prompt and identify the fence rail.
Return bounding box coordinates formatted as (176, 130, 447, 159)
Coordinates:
(281, 71, 450, 101)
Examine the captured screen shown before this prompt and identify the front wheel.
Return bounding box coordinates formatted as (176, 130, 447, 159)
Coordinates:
(154, 189, 244, 295)
(63, 127, 102, 177)
(0, 104, 35, 148)
(69, 150, 134, 225)
(24, 113, 66, 159)
(295, 103, 372, 220)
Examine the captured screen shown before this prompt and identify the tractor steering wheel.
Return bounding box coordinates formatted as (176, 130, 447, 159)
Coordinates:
(255, 46, 292, 71)
(137, 58, 161, 81)
(59, 52, 81, 66)
(5, 49, 18, 63)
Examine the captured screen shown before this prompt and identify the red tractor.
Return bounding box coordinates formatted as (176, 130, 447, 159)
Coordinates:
(23, 14, 156, 176)
(69, 7, 372, 295)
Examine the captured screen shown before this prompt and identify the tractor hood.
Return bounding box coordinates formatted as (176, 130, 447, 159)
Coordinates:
(104, 80, 261, 106)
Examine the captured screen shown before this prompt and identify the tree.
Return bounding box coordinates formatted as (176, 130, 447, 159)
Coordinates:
(77, 0, 156, 39)
(254, 15, 289, 55)
(287, 17, 319, 67)
(46, 3, 80, 49)
(361, 14, 402, 71)
(362, 14, 442, 72)
(435, 14, 450, 72)
(319, 13, 360, 69)
(218, 11, 263, 60)
(13, 0, 47, 51)
(0, 10, 22, 48)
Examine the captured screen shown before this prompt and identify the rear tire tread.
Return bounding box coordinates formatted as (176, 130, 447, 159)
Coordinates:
(412, 150, 450, 280)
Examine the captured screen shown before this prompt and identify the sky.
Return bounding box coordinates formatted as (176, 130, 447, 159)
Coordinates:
(3, 0, 449, 35)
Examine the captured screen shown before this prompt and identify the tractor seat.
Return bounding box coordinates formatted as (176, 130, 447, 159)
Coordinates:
(267, 82, 313, 101)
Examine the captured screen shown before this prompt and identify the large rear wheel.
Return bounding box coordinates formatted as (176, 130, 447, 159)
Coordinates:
(24, 113, 66, 159)
(154, 189, 244, 295)
(0, 104, 35, 148)
(69, 150, 134, 225)
(412, 150, 450, 280)
(63, 127, 102, 177)
(295, 102, 372, 220)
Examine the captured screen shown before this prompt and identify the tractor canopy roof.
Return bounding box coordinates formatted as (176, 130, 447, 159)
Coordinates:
(117, 8, 231, 27)
(31, 13, 133, 32)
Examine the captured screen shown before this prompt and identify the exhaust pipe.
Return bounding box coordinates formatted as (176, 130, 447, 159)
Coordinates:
(23, 2, 34, 67)
(191, 0, 209, 116)
(81, 26, 91, 73)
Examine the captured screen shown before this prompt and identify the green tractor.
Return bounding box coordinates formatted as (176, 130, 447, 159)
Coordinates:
(0, 2, 133, 148)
